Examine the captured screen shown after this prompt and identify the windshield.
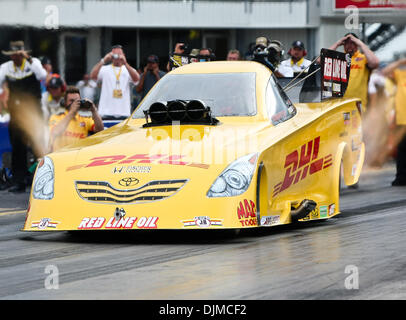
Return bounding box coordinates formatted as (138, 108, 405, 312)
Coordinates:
(132, 72, 257, 118)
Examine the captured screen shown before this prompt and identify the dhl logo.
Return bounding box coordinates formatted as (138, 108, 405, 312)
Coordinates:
(273, 136, 332, 197)
(350, 64, 363, 70)
(66, 154, 210, 171)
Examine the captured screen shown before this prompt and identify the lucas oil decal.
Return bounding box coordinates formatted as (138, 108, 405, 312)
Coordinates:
(273, 136, 332, 198)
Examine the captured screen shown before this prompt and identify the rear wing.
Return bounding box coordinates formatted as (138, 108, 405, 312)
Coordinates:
(277, 48, 351, 103)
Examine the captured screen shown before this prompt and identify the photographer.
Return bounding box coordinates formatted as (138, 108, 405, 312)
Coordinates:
(252, 37, 288, 78)
(48, 86, 103, 152)
(90, 44, 139, 119)
(167, 43, 187, 71)
(136, 54, 166, 101)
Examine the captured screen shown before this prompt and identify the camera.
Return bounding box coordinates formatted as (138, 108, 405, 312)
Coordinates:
(79, 99, 92, 110)
(112, 53, 119, 60)
(252, 40, 283, 72)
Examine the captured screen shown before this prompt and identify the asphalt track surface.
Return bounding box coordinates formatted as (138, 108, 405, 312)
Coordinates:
(0, 162, 406, 300)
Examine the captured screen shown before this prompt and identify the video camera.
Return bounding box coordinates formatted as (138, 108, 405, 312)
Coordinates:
(252, 37, 284, 72)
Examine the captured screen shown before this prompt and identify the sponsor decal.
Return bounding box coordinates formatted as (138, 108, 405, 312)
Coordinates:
(302, 207, 320, 221)
(351, 138, 360, 152)
(77, 216, 159, 229)
(237, 199, 257, 227)
(320, 49, 350, 99)
(323, 56, 348, 83)
(343, 112, 350, 125)
(352, 163, 357, 176)
(118, 177, 139, 187)
(320, 205, 328, 218)
(273, 136, 332, 197)
(350, 64, 362, 70)
(335, 0, 406, 10)
(181, 216, 223, 228)
(260, 215, 280, 226)
(31, 218, 59, 229)
(112, 165, 151, 174)
(328, 203, 336, 216)
(66, 154, 209, 171)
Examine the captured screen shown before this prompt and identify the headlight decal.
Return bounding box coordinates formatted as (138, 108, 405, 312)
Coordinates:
(207, 153, 258, 198)
(33, 157, 55, 200)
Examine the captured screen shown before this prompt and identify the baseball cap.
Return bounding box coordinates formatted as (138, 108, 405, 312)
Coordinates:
(291, 40, 305, 50)
(147, 55, 159, 63)
(48, 76, 63, 88)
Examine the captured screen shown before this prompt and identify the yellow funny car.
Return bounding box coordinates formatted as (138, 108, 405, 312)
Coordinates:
(23, 49, 364, 231)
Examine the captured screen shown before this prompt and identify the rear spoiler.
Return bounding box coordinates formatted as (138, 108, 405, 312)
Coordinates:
(276, 48, 351, 103)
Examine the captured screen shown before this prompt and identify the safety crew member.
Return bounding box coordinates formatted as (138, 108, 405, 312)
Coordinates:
(329, 33, 380, 112)
(382, 58, 406, 186)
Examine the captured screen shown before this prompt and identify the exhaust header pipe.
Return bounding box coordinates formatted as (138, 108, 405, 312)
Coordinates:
(290, 199, 317, 221)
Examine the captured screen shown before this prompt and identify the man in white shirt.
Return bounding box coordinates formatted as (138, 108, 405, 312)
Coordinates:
(279, 40, 312, 77)
(90, 45, 140, 119)
(0, 40, 47, 192)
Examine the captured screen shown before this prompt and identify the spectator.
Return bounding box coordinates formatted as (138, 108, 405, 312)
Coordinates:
(329, 33, 379, 112)
(41, 73, 66, 121)
(279, 40, 311, 77)
(0, 40, 47, 192)
(39, 56, 53, 94)
(199, 48, 215, 61)
(227, 49, 241, 61)
(252, 36, 287, 77)
(76, 73, 98, 102)
(382, 57, 406, 186)
(48, 86, 104, 152)
(90, 44, 140, 120)
(167, 42, 187, 71)
(136, 55, 166, 102)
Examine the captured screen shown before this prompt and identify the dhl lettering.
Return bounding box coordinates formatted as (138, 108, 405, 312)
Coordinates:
(273, 137, 332, 197)
(64, 131, 86, 138)
(86, 155, 127, 167)
(350, 64, 362, 70)
(67, 154, 210, 171)
(118, 154, 164, 164)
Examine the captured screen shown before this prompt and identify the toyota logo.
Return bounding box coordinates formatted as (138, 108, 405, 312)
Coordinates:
(118, 177, 139, 187)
